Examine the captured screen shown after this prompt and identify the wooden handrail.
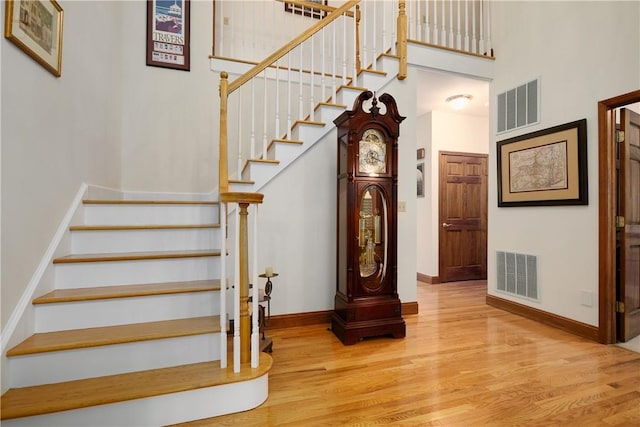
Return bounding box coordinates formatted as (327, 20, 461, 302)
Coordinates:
(228, 0, 359, 94)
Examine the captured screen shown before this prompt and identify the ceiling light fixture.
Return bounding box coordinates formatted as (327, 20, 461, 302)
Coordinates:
(446, 94, 473, 110)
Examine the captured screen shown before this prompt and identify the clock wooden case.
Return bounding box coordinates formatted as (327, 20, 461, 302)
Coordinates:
(331, 91, 406, 345)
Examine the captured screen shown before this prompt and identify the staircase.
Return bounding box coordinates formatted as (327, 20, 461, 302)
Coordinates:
(0, 200, 271, 426)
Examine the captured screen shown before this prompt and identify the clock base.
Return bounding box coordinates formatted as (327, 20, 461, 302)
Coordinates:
(331, 295, 406, 345)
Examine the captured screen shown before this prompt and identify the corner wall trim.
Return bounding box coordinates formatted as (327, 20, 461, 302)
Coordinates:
(486, 295, 599, 342)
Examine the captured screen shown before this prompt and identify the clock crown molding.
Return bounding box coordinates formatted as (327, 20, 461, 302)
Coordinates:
(333, 91, 406, 135)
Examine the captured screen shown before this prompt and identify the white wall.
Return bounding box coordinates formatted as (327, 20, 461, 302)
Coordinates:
(416, 110, 489, 278)
(1, 1, 124, 329)
(488, 1, 640, 326)
(120, 0, 217, 194)
(257, 74, 419, 315)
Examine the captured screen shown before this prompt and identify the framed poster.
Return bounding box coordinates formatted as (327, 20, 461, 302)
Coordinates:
(146, 0, 190, 71)
(417, 162, 425, 197)
(4, 0, 64, 77)
(497, 119, 588, 207)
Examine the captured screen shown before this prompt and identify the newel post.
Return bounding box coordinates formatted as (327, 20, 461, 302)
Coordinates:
(219, 71, 229, 194)
(396, 0, 407, 80)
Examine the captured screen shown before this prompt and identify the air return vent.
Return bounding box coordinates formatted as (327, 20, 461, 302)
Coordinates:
(497, 78, 539, 133)
(496, 251, 538, 300)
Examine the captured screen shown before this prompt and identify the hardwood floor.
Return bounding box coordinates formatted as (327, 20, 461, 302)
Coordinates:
(175, 281, 640, 426)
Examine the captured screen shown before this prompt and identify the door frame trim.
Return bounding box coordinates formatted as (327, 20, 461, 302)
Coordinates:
(598, 89, 640, 344)
(438, 150, 488, 283)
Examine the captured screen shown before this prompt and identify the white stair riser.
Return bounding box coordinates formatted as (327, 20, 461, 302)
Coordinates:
(291, 123, 327, 143)
(357, 72, 387, 90)
(70, 228, 220, 254)
(35, 292, 219, 332)
(55, 257, 220, 289)
(269, 143, 303, 167)
(242, 162, 279, 183)
(9, 333, 221, 388)
(315, 105, 345, 124)
(3, 373, 268, 427)
(83, 204, 219, 226)
(337, 88, 363, 108)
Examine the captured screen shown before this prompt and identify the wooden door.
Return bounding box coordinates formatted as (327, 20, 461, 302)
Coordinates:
(618, 108, 640, 341)
(438, 152, 488, 282)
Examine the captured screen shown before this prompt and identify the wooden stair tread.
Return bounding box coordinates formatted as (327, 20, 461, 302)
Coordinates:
(338, 84, 368, 92)
(229, 179, 255, 185)
(270, 138, 303, 145)
(315, 101, 347, 110)
(248, 158, 279, 164)
(359, 68, 387, 76)
(6, 316, 221, 356)
(0, 353, 273, 420)
(293, 119, 325, 127)
(83, 200, 218, 205)
(33, 280, 222, 304)
(69, 224, 220, 231)
(53, 249, 221, 264)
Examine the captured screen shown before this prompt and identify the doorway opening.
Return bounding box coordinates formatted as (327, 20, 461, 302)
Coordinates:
(598, 89, 640, 344)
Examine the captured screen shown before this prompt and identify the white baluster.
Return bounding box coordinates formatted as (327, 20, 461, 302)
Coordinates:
(250, 79, 255, 160)
(322, 27, 326, 103)
(219, 202, 227, 369)
(275, 60, 280, 139)
(449, 0, 454, 47)
(479, 0, 485, 54)
(287, 51, 292, 140)
(382, 0, 388, 52)
(372, 1, 378, 69)
(251, 204, 259, 368)
(262, 70, 267, 159)
(352, 6, 360, 76)
(441, 0, 447, 46)
(362, 2, 367, 69)
(233, 204, 240, 373)
(219, 0, 224, 56)
(342, 14, 347, 85)
(472, 0, 477, 53)
(456, 0, 462, 49)
(310, 35, 315, 121)
(425, 0, 431, 44)
(391, 0, 397, 55)
(433, 0, 439, 45)
(486, 0, 492, 56)
(299, 45, 304, 121)
(332, 22, 337, 102)
(237, 90, 242, 176)
(464, 0, 469, 51)
(407, 0, 413, 39)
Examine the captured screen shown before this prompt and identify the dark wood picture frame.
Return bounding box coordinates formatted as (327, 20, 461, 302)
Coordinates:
(284, 0, 328, 19)
(146, 0, 190, 71)
(497, 119, 588, 207)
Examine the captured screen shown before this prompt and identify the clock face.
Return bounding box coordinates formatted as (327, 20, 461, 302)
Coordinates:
(358, 129, 386, 174)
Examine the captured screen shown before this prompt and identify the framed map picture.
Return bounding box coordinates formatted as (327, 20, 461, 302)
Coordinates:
(497, 119, 588, 207)
(146, 0, 190, 71)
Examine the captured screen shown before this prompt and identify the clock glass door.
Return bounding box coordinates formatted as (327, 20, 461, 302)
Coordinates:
(358, 185, 387, 291)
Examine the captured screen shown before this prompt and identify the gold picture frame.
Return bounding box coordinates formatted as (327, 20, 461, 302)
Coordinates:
(4, 0, 63, 77)
(497, 119, 588, 207)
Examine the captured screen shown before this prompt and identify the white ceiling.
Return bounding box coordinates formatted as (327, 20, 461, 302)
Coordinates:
(415, 69, 490, 118)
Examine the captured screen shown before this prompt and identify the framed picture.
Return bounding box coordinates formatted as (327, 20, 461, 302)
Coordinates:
(417, 162, 425, 197)
(4, 0, 64, 77)
(284, 0, 328, 19)
(146, 0, 190, 71)
(497, 119, 588, 207)
(417, 148, 425, 160)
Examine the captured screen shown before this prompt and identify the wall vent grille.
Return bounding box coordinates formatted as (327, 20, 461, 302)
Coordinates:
(497, 78, 539, 133)
(496, 251, 538, 300)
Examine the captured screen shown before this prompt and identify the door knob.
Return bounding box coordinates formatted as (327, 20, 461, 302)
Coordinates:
(442, 222, 452, 229)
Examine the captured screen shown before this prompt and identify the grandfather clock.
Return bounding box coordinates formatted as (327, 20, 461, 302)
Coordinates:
(331, 91, 406, 345)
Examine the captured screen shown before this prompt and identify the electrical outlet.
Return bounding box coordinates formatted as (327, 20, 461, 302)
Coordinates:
(580, 290, 593, 307)
(223, 17, 229, 25)
(398, 201, 406, 212)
